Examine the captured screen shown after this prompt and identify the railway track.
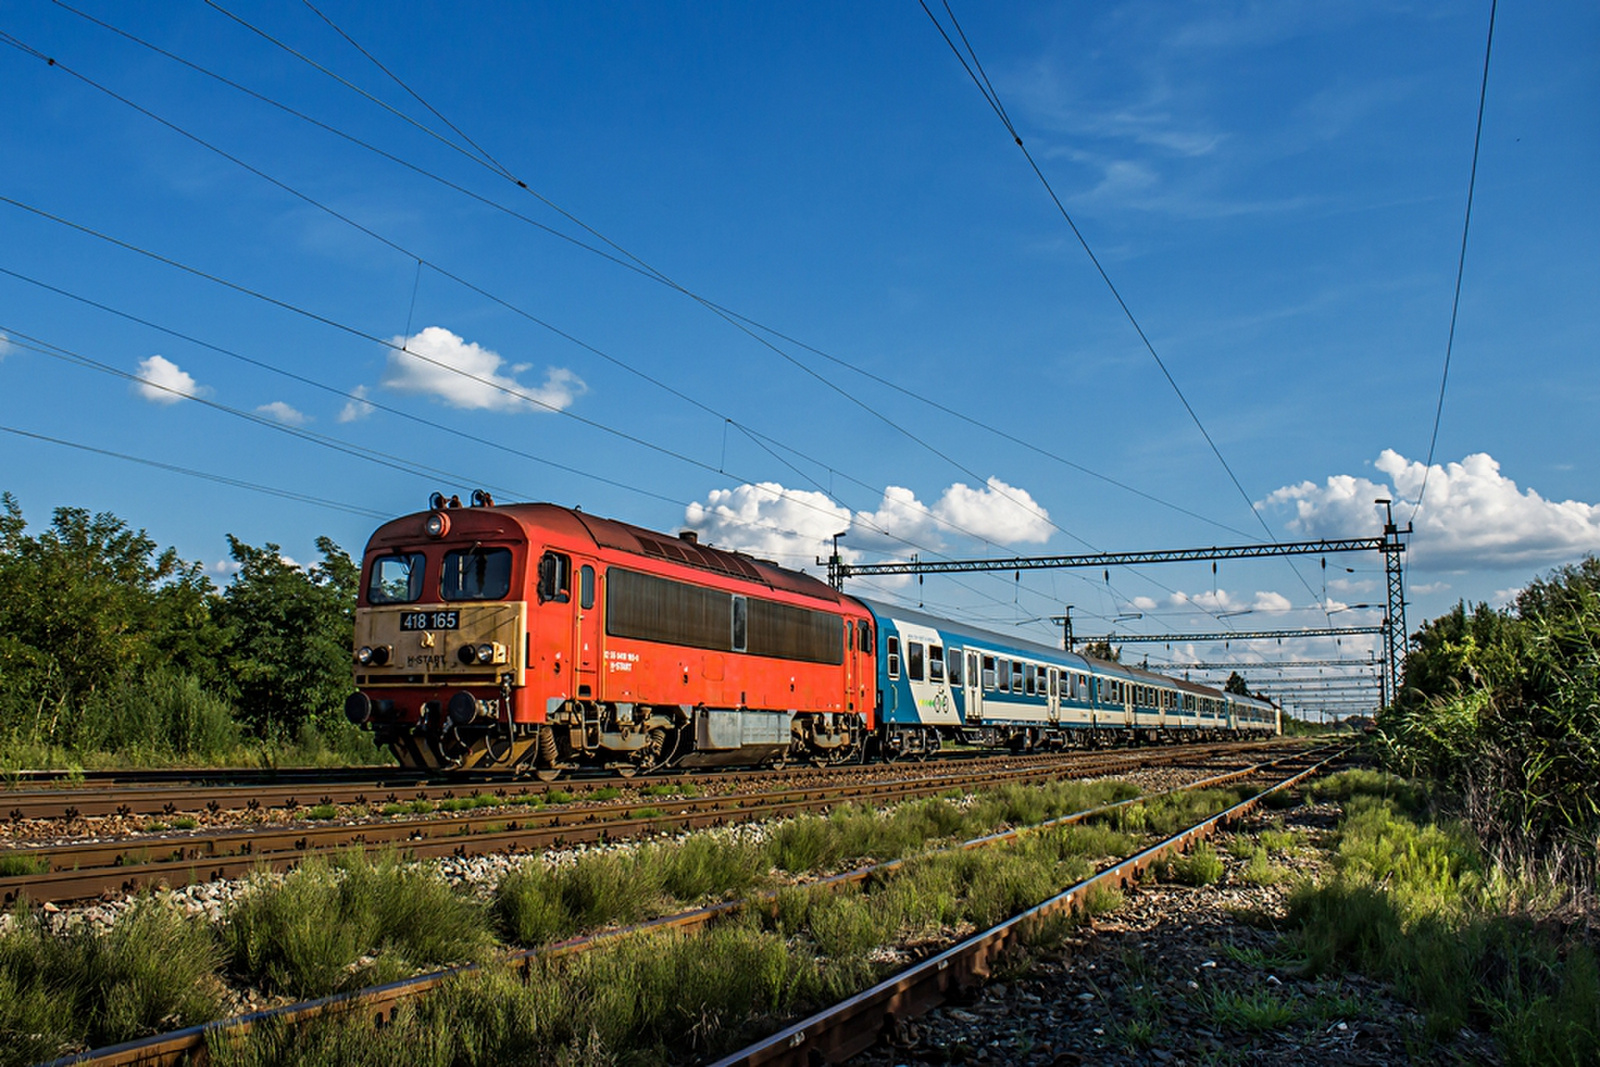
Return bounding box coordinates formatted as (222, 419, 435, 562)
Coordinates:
(0, 740, 1286, 822)
(1, 741, 1294, 906)
(39, 742, 1339, 1067)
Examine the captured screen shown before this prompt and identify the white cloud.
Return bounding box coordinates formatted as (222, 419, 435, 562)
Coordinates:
(932, 477, 1054, 544)
(683, 483, 853, 569)
(338, 385, 376, 423)
(381, 326, 585, 412)
(0, 332, 13, 359)
(210, 558, 241, 575)
(1252, 591, 1293, 613)
(1263, 449, 1600, 571)
(133, 355, 204, 404)
(1128, 596, 1159, 612)
(255, 401, 309, 425)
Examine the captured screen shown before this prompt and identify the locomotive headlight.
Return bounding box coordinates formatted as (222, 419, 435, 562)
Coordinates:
(370, 645, 391, 666)
(356, 646, 374, 666)
(477, 642, 498, 664)
(457, 644, 478, 665)
(423, 511, 449, 538)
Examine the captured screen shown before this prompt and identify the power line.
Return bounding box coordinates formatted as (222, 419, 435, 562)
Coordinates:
(38, 1, 1256, 543)
(1412, 0, 1498, 523)
(916, 1, 1275, 538)
(0, 424, 390, 519)
(0, 38, 1134, 613)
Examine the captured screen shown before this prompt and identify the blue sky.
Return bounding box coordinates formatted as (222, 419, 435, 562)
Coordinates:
(3, 2, 1596, 716)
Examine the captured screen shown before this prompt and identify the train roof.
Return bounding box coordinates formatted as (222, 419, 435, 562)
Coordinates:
(367, 500, 851, 607)
(857, 597, 1251, 701)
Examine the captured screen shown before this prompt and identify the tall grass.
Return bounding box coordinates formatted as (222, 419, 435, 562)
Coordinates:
(224, 851, 492, 996)
(1289, 771, 1599, 1064)
(0, 897, 223, 1066)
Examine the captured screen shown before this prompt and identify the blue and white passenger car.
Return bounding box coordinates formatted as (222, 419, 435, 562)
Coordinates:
(862, 600, 1278, 757)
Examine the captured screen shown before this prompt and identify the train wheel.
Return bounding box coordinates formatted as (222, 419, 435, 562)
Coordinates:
(533, 766, 563, 783)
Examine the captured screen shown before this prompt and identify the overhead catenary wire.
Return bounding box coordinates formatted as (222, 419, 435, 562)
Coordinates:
(0, 33, 1120, 604)
(39, 0, 1254, 542)
(0, 424, 391, 519)
(1411, 0, 1498, 524)
(915, 0, 1329, 620)
(13, 14, 1277, 637)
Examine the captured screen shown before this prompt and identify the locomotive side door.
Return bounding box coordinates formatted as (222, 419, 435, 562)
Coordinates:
(573, 559, 600, 700)
(844, 620, 856, 714)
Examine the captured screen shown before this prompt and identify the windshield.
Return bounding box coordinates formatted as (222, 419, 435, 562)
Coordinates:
(368, 553, 426, 604)
(442, 547, 513, 600)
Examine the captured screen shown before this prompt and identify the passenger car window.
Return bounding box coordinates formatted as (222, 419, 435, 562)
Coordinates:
(887, 635, 900, 678)
(442, 548, 512, 601)
(928, 644, 945, 683)
(908, 641, 925, 681)
(982, 655, 997, 689)
(368, 553, 425, 604)
(997, 659, 1011, 692)
(947, 646, 962, 686)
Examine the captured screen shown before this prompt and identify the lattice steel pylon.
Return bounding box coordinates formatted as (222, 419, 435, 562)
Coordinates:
(1377, 499, 1411, 710)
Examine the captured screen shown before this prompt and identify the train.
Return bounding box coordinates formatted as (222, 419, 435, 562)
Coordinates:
(343, 495, 1280, 776)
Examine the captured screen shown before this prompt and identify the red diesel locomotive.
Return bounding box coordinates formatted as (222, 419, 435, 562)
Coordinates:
(344, 494, 875, 775)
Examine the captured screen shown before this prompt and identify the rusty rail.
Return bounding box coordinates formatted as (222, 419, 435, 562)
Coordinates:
(41, 744, 1330, 1067)
(709, 748, 1347, 1067)
(2, 743, 1295, 905)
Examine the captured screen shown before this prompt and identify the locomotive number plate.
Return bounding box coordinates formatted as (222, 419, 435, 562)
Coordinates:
(399, 610, 459, 631)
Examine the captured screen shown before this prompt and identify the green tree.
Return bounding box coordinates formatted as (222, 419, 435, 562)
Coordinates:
(214, 535, 358, 738)
(1224, 671, 1253, 696)
(1081, 640, 1120, 662)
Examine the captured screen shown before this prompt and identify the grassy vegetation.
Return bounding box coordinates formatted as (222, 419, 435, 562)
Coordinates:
(0, 896, 224, 1066)
(223, 852, 494, 997)
(1289, 770, 1600, 1064)
(212, 815, 1141, 1066)
(1161, 841, 1224, 886)
(3, 771, 1244, 1064)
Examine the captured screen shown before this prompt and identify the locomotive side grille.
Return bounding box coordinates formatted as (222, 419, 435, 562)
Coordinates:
(606, 567, 844, 665)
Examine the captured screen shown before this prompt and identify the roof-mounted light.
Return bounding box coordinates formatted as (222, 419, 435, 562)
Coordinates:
(423, 512, 449, 538)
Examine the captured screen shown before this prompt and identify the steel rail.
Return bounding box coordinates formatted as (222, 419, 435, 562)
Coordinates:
(42, 744, 1331, 1067)
(710, 748, 1347, 1066)
(0, 741, 1243, 821)
(1, 742, 1294, 905)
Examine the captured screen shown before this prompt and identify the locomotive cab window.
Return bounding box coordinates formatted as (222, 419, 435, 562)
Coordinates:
(928, 644, 944, 683)
(368, 553, 425, 604)
(579, 565, 596, 610)
(859, 621, 873, 654)
(887, 635, 900, 679)
(907, 641, 925, 682)
(537, 552, 571, 603)
(442, 547, 512, 601)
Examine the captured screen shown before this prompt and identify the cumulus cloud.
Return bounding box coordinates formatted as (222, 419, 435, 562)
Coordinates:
(683, 483, 853, 569)
(381, 326, 585, 413)
(133, 355, 204, 404)
(1263, 449, 1600, 571)
(255, 401, 309, 425)
(850, 478, 1054, 550)
(338, 385, 376, 423)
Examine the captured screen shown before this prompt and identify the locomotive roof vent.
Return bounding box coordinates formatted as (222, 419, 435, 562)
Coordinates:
(679, 530, 699, 544)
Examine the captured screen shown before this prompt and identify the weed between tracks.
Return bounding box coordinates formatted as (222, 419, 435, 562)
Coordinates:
(3, 773, 1251, 1066)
